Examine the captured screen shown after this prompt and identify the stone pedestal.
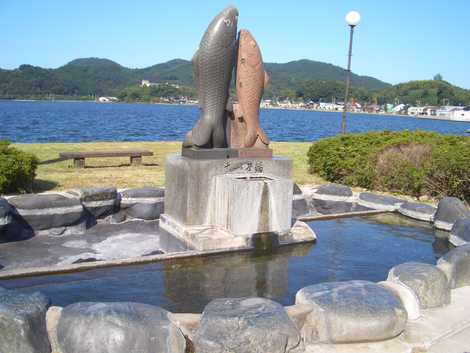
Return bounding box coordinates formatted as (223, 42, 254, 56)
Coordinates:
(160, 155, 308, 250)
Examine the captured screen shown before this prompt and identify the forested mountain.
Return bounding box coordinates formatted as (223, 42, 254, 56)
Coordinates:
(0, 57, 389, 98)
(2, 58, 469, 106)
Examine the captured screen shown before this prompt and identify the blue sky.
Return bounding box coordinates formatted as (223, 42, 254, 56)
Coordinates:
(1, 0, 469, 88)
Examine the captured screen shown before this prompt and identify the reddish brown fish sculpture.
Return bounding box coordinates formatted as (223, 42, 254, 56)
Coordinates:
(235, 29, 270, 148)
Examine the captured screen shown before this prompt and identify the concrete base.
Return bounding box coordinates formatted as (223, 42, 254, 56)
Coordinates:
(160, 214, 316, 251)
(160, 154, 314, 251)
(163, 154, 292, 227)
(160, 214, 249, 251)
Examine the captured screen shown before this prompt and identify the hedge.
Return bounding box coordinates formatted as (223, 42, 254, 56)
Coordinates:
(0, 140, 38, 194)
(307, 131, 470, 203)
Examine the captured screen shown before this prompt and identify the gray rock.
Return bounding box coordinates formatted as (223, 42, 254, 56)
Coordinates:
(289, 220, 317, 243)
(120, 187, 165, 220)
(357, 192, 404, 211)
(437, 244, 470, 288)
(0, 289, 51, 353)
(387, 262, 450, 309)
(125, 202, 164, 220)
(292, 198, 311, 219)
(449, 218, 470, 246)
(316, 183, 353, 197)
(8, 193, 85, 231)
(57, 302, 185, 353)
(398, 202, 436, 222)
(310, 198, 372, 215)
(194, 297, 301, 353)
(295, 280, 407, 344)
(434, 197, 470, 231)
(0, 198, 12, 228)
(69, 187, 119, 218)
(293, 183, 303, 195)
(120, 187, 165, 199)
(110, 210, 127, 224)
(312, 199, 353, 214)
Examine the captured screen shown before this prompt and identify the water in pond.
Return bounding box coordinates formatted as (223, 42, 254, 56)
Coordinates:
(1, 101, 469, 143)
(0, 214, 450, 313)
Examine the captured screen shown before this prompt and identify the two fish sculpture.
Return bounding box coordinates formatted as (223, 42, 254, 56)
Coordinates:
(183, 6, 270, 150)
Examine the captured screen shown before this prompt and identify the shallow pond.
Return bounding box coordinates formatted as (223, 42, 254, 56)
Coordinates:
(0, 214, 450, 313)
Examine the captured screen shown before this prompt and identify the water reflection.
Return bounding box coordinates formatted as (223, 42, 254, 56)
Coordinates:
(163, 245, 311, 312)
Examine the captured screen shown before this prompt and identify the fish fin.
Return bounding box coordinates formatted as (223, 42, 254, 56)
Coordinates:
(233, 103, 244, 120)
(254, 136, 269, 149)
(264, 71, 270, 87)
(257, 128, 270, 145)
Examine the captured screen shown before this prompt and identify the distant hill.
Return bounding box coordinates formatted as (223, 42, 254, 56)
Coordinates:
(265, 59, 388, 93)
(0, 57, 390, 98)
(377, 79, 470, 106)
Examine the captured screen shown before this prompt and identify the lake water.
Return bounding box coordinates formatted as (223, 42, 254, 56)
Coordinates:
(0, 215, 449, 313)
(1, 101, 469, 143)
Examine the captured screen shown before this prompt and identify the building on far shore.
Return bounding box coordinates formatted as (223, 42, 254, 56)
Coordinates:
(449, 107, 470, 121)
(407, 106, 426, 116)
(97, 96, 118, 103)
(140, 80, 180, 89)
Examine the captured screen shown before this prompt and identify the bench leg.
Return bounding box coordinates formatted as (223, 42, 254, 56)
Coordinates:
(130, 156, 142, 166)
(73, 158, 85, 168)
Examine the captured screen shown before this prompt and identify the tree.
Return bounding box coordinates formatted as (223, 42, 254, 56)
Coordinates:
(433, 73, 443, 81)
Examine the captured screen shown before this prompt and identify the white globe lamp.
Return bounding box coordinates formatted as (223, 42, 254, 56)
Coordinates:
(345, 11, 361, 27)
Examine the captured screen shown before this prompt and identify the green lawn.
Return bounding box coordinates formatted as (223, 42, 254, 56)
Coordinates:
(14, 142, 325, 192)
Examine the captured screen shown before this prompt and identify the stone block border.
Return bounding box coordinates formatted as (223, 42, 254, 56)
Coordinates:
(302, 184, 470, 246)
(2, 244, 470, 353)
(0, 187, 165, 242)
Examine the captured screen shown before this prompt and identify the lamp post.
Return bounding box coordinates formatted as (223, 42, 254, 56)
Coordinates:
(341, 10, 361, 134)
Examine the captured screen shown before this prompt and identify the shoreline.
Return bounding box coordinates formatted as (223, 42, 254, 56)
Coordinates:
(2, 98, 470, 123)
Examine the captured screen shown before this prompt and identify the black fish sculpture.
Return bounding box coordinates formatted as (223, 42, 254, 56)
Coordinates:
(183, 6, 238, 148)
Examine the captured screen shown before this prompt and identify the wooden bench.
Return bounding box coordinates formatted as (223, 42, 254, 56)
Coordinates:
(59, 150, 154, 168)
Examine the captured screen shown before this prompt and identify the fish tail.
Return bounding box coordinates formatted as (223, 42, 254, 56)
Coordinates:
(182, 131, 193, 148)
(244, 127, 258, 148)
(188, 115, 213, 147)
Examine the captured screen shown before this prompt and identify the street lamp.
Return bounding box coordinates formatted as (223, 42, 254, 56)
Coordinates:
(341, 10, 361, 134)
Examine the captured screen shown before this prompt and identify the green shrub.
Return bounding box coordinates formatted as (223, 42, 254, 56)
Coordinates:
(375, 144, 431, 198)
(425, 141, 470, 202)
(307, 131, 470, 203)
(0, 140, 38, 194)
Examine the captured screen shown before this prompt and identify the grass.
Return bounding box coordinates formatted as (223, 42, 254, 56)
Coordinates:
(13, 142, 325, 192)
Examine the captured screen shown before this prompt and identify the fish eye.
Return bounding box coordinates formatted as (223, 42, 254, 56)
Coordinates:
(223, 19, 232, 26)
